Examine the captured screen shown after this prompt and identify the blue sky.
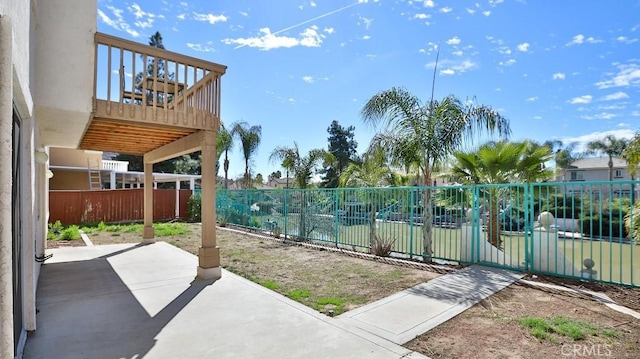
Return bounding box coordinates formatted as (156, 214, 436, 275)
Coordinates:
(97, 0, 640, 181)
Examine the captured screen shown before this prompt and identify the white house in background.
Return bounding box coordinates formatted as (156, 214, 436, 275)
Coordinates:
(558, 157, 639, 199)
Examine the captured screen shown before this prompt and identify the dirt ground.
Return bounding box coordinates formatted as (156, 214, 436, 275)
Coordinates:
(406, 282, 640, 359)
(46, 239, 86, 248)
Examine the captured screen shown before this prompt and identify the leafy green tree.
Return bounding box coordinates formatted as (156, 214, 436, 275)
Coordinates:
(216, 124, 233, 188)
(321, 121, 358, 188)
(269, 143, 333, 237)
(361, 88, 510, 259)
(451, 141, 553, 248)
(254, 173, 264, 185)
(624, 132, 640, 178)
(339, 145, 393, 245)
(554, 142, 583, 181)
(231, 122, 262, 189)
(586, 134, 629, 181)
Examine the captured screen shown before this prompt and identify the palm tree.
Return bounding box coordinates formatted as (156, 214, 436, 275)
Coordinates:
(451, 141, 553, 248)
(231, 122, 262, 188)
(339, 145, 393, 245)
(361, 89, 510, 259)
(554, 142, 582, 181)
(586, 135, 629, 181)
(216, 124, 233, 189)
(269, 143, 333, 237)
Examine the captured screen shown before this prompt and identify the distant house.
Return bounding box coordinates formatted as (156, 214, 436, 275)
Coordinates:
(266, 177, 295, 188)
(557, 156, 639, 199)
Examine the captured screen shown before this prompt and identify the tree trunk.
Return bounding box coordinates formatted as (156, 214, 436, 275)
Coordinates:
(488, 200, 502, 249)
(223, 152, 229, 189)
(369, 208, 377, 247)
(608, 155, 613, 181)
(422, 187, 433, 260)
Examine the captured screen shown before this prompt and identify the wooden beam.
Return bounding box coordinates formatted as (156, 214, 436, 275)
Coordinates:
(144, 130, 204, 164)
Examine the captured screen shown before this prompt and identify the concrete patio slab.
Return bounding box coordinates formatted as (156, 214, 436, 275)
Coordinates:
(24, 242, 429, 359)
(337, 265, 523, 344)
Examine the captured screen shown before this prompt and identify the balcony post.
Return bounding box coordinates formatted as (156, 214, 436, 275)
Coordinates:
(110, 171, 116, 190)
(197, 129, 221, 280)
(142, 162, 155, 243)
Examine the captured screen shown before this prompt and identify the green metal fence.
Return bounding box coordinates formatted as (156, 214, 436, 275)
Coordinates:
(212, 180, 639, 287)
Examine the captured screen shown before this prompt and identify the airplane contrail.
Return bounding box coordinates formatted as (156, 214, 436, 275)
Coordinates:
(234, 1, 364, 49)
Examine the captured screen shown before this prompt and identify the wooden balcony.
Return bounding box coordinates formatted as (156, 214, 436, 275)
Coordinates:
(82, 32, 227, 155)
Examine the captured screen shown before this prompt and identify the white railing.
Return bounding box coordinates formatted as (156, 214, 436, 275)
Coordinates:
(101, 160, 129, 172)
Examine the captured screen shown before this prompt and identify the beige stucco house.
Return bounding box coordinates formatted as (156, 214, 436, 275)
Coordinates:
(1, 1, 226, 357)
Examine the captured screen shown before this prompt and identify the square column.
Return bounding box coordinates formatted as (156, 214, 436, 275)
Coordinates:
(142, 162, 155, 243)
(198, 130, 221, 280)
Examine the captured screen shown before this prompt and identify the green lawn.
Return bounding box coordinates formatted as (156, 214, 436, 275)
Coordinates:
(251, 214, 640, 286)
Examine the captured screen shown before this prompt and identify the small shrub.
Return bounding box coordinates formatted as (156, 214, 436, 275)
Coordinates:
(371, 235, 396, 257)
(187, 194, 202, 222)
(59, 225, 81, 240)
(625, 203, 640, 244)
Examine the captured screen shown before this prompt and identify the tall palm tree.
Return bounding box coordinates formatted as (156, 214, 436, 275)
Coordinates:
(451, 141, 553, 248)
(216, 124, 233, 189)
(269, 143, 333, 237)
(231, 122, 262, 188)
(361, 89, 510, 259)
(339, 145, 393, 245)
(586, 135, 629, 181)
(554, 142, 582, 181)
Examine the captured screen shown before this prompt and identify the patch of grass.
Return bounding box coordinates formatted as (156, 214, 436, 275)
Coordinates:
(315, 297, 346, 314)
(154, 222, 190, 236)
(518, 316, 618, 342)
(47, 221, 81, 241)
(80, 222, 190, 237)
(260, 280, 279, 290)
(287, 289, 310, 301)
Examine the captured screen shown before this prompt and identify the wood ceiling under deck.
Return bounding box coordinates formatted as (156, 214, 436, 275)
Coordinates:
(79, 118, 197, 155)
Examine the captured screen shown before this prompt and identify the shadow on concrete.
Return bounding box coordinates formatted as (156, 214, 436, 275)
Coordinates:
(24, 245, 215, 359)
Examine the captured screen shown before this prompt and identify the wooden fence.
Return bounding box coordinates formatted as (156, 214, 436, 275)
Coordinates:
(49, 189, 192, 225)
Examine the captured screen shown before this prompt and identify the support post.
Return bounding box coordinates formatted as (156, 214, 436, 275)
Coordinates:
(110, 171, 116, 189)
(142, 162, 154, 243)
(175, 180, 180, 218)
(197, 130, 221, 280)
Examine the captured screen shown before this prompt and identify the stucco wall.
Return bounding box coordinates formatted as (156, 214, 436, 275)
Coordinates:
(50, 147, 102, 168)
(34, 0, 96, 148)
(0, 0, 34, 117)
(49, 170, 90, 190)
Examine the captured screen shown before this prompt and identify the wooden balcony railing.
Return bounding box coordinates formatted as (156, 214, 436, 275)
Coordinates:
(93, 32, 227, 131)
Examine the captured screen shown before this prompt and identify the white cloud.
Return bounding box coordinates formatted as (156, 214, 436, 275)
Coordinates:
(302, 76, 314, 83)
(580, 112, 616, 120)
(446, 36, 461, 45)
(359, 16, 373, 29)
(97, 6, 140, 37)
(600, 91, 629, 101)
(424, 0, 435, 8)
(324, 27, 335, 34)
(552, 72, 566, 80)
(533, 116, 543, 120)
(186, 42, 215, 52)
(193, 12, 228, 24)
(435, 60, 477, 75)
(310, 1, 317, 7)
(466, 8, 475, 14)
(239, 11, 249, 17)
(562, 129, 636, 152)
(414, 13, 430, 19)
(177, 13, 186, 20)
(499, 59, 516, 66)
(482, 10, 491, 16)
(489, 0, 504, 6)
(567, 34, 584, 45)
(568, 95, 593, 104)
(516, 42, 530, 52)
(452, 50, 463, 56)
(128, 3, 157, 29)
(362, 35, 371, 40)
(595, 63, 640, 89)
(616, 36, 638, 44)
(526, 96, 538, 102)
(440, 7, 453, 13)
(222, 26, 323, 50)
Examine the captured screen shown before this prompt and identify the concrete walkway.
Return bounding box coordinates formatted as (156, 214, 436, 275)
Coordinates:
(24, 242, 429, 359)
(337, 265, 523, 344)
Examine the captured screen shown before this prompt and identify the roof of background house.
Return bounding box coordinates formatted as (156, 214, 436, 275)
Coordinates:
(570, 157, 627, 169)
